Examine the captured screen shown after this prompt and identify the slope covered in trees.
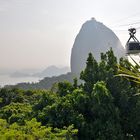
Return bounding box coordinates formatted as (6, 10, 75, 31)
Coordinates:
(6, 72, 76, 90)
(0, 49, 140, 139)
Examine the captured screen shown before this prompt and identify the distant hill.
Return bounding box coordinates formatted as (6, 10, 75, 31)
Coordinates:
(33, 66, 70, 78)
(9, 66, 70, 78)
(5, 72, 77, 90)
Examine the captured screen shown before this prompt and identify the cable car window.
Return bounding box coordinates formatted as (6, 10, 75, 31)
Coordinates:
(129, 42, 140, 50)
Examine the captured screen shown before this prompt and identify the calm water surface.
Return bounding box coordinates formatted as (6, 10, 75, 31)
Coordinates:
(0, 75, 40, 87)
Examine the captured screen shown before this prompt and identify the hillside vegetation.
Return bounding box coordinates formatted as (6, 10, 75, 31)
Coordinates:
(0, 49, 140, 140)
(6, 72, 76, 90)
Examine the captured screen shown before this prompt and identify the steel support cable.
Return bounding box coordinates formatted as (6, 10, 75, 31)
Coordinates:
(110, 12, 140, 25)
(114, 21, 140, 27)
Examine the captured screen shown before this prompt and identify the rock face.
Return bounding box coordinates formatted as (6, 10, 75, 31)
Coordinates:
(71, 18, 125, 74)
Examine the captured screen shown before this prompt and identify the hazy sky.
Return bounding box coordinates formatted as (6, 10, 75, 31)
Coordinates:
(1, 0, 140, 70)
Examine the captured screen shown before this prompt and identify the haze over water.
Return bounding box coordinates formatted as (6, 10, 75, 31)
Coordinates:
(0, 75, 40, 87)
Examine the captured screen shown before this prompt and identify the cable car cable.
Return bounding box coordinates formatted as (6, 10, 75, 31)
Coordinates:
(112, 21, 140, 28)
(110, 12, 140, 26)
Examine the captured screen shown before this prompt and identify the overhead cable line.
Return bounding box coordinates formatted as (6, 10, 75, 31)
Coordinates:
(136, 26, 140, 30)
(115, 21, 140, 27)
(111, 12, 140, 25)
(110, 21, 140, 29)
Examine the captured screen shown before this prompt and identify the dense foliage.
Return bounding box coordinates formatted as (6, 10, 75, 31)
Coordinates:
(118, 56, 140, 84)
(1, 49, 140, 139)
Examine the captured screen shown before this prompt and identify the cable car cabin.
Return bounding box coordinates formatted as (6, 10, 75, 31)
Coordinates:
(126, 42, 140, 54)
(126, 28, 140, 54)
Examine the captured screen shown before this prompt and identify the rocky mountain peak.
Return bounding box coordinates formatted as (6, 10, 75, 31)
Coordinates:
(71, 19, 125, 73)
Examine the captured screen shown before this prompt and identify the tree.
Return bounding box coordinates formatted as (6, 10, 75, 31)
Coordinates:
(57, 81, 74, 96)
(73, 78, 78, 89)
(80, 53, 98, 94)
(118, 56, 140, 85)
(0, 118, 78, 140)
(0, 103, 32, 124)
(90, 81, 123, 140)
(1, 49, 140, 139)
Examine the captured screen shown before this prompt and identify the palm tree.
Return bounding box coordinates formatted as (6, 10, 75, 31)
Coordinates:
(118, 56, 140, 84)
